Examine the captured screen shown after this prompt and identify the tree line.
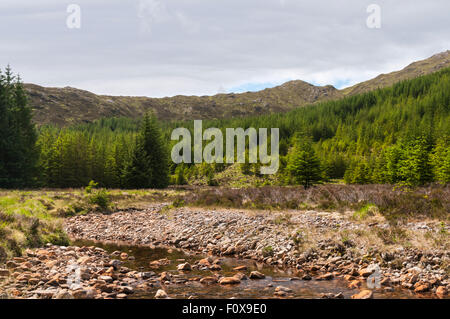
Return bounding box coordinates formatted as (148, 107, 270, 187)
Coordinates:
(0, 66, 449, 189)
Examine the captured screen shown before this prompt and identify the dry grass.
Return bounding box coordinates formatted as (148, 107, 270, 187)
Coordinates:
(178, 184, 450, 221)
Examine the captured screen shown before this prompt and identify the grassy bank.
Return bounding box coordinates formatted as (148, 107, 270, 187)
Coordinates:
(0, 188, 184, 262)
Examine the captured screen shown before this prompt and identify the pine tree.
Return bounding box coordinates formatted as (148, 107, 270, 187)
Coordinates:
(432, 137, 450, 184)
(123, 138, 152, 188)
(0, 66, 38, 188)
(175, 165, 187, 185)
(123, 112, 169, 189)
(399, 135, 434, 186)
(287, 139, 322, 188)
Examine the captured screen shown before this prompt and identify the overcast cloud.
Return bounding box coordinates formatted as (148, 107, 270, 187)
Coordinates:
(0, 0, 449, 97)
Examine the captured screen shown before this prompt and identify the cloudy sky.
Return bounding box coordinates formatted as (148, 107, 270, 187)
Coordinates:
(0, 0, 449, 97)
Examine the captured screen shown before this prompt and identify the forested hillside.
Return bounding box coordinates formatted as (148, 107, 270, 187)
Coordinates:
(34, 67, 450, 188)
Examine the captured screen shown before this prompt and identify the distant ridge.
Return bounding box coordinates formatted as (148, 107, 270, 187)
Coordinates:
(25, 50, 450, 126)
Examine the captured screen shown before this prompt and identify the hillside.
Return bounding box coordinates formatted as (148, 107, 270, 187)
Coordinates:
(26, 81, 341, 126)
(342, 50, 450, 95)
(25, 50, 450, 126)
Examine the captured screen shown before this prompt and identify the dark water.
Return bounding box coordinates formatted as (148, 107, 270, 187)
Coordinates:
(72, 239, 434, 299)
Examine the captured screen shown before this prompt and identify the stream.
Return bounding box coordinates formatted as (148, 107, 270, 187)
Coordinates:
(72, 239, 430, 299)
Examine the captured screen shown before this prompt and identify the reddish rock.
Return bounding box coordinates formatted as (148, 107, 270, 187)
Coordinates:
(414, 283, 430, 293)
(359, 268, 374, 278)
(233, 265, 248, 271)
(436, 286, 447, 298)
(351, 289, 373, 299)
(348, 280, 362, 289)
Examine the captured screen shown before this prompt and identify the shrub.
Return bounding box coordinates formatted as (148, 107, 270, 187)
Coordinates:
(353, 203, 378, 220)
(87, 188, 111, 210)
(85, 180, 99, 194)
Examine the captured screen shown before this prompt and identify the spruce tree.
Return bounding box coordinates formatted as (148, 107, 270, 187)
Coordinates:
(0, 66, 38, 188)
(287, 139, 322, 189)
(123, 112, 169, 189)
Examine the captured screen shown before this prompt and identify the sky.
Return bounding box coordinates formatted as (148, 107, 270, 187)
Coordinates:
(0, 0, 449, 97)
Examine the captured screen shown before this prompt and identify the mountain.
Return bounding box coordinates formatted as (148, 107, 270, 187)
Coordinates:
(25, 50, 450, 126)
(342, 50, 450, 96)
(25, 81, 341, 126)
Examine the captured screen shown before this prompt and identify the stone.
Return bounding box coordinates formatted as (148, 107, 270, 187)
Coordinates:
(380, 277, 390, 286)
(198, 258, 211, 267)
(109, 260, 121, 270)
(209, 264, 222, 271)
(99, 275, 113, 283)
(233, 272, 247, 280)
(0, 269, 10, 277)
(177, 263, 192, 271)
(233, 265, 248, 271)
(6, 261, 17, 269)
(160, 272, 171, 282)
(436, 286, 447, 297)
(359, 268, 374, 278)
(121, 286, 134, 294)
(348, 280, 361, 289)
(275, 286, 292, 293)
(54, 290, 74, 299)
(77, 256, 91, 265)
(200, 277, 218, 285)
(249, 271, 265, 279)
(414, 284, 430, 293)
(28, 277, 40, 285)
(351, 289, 373, 299)
(316, 272, 334, 281)
(72, 288, 96, 299)
(155, 289, 168, 299)
(219, 277, 241, 285)
(273, 291, 287, 297)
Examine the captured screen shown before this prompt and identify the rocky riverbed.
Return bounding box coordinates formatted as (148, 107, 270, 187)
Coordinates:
(1, 204, 448, 299)
(64, 204, 449, 299)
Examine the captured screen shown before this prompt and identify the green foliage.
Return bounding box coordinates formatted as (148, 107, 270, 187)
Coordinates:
(207, 170, 219, 186)
(286, 139, 323, 188)
(353, 203, 378, 220)
(432, 137, 450, 183)
(85, 180, 99, 194)
(0, 66, 39, 188)
(123, 112, 170, 189)
(6, 66, 450, 188)
(174, 165, 187, 185)
(86, 188, 111, 210)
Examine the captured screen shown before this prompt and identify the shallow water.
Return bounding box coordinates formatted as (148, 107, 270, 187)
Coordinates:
(72, 239, 436, 299)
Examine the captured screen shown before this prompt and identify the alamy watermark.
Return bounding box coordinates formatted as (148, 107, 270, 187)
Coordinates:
(366, 263, 381, 289)
(66, 4, 81, 29)
(366, 4, 381, 29)
(171, 120, 279, 175)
